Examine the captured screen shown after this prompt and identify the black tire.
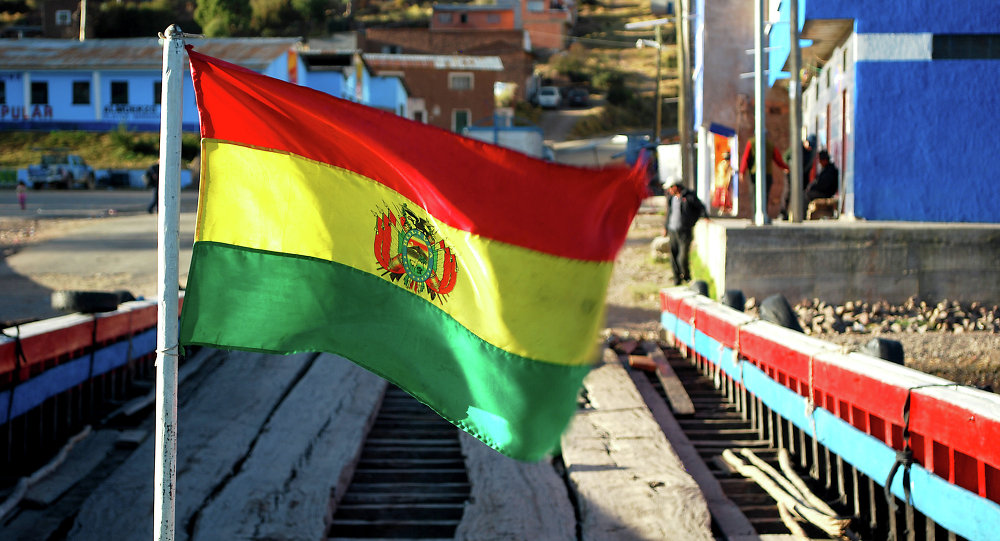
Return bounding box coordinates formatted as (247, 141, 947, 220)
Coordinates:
(690, 280, 709, 297)
(51, 290, 121, 314)
(759, 294, 804, 332)
(861, 338, 904, 365)
(113, 290, 136, 303)
(720, 289, 746, 312)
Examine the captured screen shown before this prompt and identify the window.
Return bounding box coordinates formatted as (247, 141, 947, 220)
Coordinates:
(381, 45, 402, 54)
(73, 81, 90, 105)
(933, 34, 1000, 60)
(154, 81, 162, 104)
(0, 81, 5, 104)
(487, 14, 500, 23)
(55, 10, 71, 25)
(31, 81, 48, 105)
(413, 111, 425, 123)
(452, 109, 470, 133)
(111, 81, 128, 104)
(460, 13, 468, 23)
(449, 72, 473, 90)
(439, 13, 452, 23)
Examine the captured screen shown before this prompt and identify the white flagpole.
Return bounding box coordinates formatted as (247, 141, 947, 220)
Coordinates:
(155, 24, 184, 541)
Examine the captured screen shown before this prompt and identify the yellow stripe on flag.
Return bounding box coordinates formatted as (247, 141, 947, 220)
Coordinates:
(196, 140, 610, 367)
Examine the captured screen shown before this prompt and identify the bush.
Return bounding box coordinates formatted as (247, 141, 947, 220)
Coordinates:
(603, 72, 631, 106)
(569, 99, 657, 138)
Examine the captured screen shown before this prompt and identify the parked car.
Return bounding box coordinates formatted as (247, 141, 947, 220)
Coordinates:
(27, 151, 95, 189)
(566, 87, 590, 107)
(537, 86, 562, 109)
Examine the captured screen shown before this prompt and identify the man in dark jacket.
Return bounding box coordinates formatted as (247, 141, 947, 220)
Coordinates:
(664, 181, 707, 285)
(806, 150, 839, 202)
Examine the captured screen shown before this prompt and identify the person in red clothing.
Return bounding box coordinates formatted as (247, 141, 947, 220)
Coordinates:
(739, 137, 789, 214)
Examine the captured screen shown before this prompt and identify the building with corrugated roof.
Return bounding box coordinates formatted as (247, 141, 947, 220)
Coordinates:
(431, 0, 574, 53)
(0, 37, 410, 132)
(364, 53, 505, 132)
(360, 27, 535, 101)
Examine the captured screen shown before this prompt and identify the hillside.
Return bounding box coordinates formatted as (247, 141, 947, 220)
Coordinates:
(537, 0, 683, 139)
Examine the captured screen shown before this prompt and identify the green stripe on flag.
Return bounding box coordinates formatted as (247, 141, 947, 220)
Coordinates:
(179, 241, 592, 460)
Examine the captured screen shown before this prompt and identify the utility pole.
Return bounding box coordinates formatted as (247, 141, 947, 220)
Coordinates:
(753, 0, 769, 225)
(788, 0, 803, 222)
(655, 23, 663, 143)
(676, 0, 693, 189)
(78, 0, 87, 41)
(625, 17, 674, 168)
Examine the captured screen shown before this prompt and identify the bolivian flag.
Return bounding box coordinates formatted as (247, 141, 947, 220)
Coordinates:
(179, 48, 647, 461)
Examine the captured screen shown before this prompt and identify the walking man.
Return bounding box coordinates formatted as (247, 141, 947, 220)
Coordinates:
(664, 180, 707, 286)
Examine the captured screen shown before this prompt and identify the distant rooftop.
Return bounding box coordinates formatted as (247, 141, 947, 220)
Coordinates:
(433, 3, 514, 11)
(0, 37, 301, 71)
(364, 53, 504, 71)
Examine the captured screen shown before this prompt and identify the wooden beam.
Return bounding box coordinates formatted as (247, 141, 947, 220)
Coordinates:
(643, 340, 695, 415)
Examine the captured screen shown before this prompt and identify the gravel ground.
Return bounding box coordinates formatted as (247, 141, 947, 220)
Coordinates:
(604, 207, 1000, 392)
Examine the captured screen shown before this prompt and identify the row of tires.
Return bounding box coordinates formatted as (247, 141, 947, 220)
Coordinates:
(686, 281, 904, 365)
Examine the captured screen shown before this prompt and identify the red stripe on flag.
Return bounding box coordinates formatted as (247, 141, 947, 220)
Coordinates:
(187, 47, 647, 261)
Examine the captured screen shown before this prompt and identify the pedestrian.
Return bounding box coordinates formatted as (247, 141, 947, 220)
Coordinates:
(711, 151, 734, 213)
(806, 150, 839, 202)
(664, 180, 707, 286)
(16, 180, 27, 211)
(146, 162, 159, 214)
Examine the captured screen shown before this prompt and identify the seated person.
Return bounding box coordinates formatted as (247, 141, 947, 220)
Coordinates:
(805, 150, 838, 202)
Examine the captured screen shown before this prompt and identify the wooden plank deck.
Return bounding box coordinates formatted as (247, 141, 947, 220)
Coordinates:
(455, 432, 576, 541)
(19, 345, 721, 540)
(559, 348, 714, 541)
(67, 350, 383, 541)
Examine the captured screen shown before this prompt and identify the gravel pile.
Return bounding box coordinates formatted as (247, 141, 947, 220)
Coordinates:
(790, 297, 1000, 336)
(745, 296, 1000, 392)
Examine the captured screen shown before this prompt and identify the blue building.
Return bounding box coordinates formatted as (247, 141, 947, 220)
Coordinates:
(0, 36, 409, 133)
(769, 0, 1000, 223)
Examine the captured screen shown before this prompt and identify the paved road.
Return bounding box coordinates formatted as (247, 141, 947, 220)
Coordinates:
(0, 190, 199, 325)
(0, 188, 199, 219)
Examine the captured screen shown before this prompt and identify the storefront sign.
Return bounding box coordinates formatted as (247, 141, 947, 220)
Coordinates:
(0, 104, 53, 121)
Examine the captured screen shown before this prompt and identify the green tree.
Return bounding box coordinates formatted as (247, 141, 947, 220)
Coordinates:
(248, 0, 338, 36)
(195, 0, 252, 36)
(95, 0, 198, 38)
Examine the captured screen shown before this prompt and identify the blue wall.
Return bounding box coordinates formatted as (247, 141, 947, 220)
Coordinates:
(853, 60, 1000, 222)
(304, 71, 346, 99)
(368, 76, 408, 117)
(805, 0, 1000, 33)
(1, 69, 200, 132)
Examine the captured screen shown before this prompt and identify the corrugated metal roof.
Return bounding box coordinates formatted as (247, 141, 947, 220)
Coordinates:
(0, 37, 300, 71)
(364, 53, 504, 71)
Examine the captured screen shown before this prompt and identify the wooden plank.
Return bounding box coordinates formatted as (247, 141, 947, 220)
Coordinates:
(193, 353, 386, 540)
(66, 351, 314, 541)
(630, 369, 758, 540)
(643, 340, 696, 415)
(454, 432, 575, 541)
(23, 430, 119, 507)
(560, 359, 714, 541)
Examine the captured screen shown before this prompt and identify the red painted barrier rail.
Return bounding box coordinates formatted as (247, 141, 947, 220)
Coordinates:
(0, 297, 183, 388)
(661, 288, 1000, 505)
